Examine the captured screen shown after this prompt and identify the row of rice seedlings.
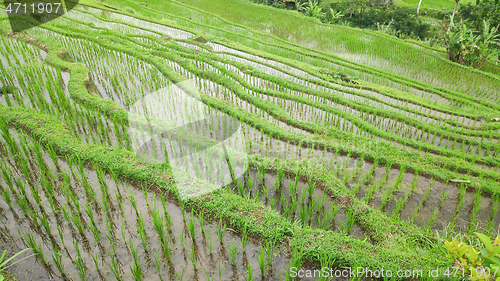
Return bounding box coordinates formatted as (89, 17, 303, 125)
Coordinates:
(425, 189, 449, 233)
(203, 43, 496, 142)
(486, 195, 500, 232)
(8, 10, 500, 276)
(410, 178, 435, 224)
(11, 15, 496, 231)
(339, 208, 356, 235)
(0, 128, 305, 280)
(468, 187, 483, 234)
(43, 30, 312, 155)
(257, 238, 280, 279)
(222, 57, 467, 130)
(206, 41, 462, 108)
(75, 6, 195, 39)
(238, 79, 498, 160)
(79, 4, 500, 109)
(449, 184, 468, 230)
(327, 99, 492, 157)
(222, 47, 430, 121)
(331, 46, 500, 104)
(135, 31, 494, 153)
(28, 23, 500, 168)
(57, 10, 161, 37)
(218, 53, 489, 136)
(0, 34, 45, 69)
(26, 27, 166, 109)
(233, 167, 354, 234)
(0, 39, 136, 151)
(380, 165, 406, 211)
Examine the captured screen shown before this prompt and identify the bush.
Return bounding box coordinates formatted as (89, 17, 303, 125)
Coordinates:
(459, 1, 500, 33)
(437, 20, 500, 68)
(343, 7, 431, 39)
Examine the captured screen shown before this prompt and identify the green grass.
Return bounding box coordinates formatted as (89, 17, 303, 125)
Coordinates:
(393, 0, 474, 10)
(324, 0, 475, 11)
(0, 105, 451, 272)
(0, 0, 499, 278)
(105, 0, 500, 109)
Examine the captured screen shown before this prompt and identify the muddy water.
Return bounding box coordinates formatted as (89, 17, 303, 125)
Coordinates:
(0, 131, 318, 280)
(215, 47, 463, 127)
(7, 61, 492, 236)
(221, 68, 497, 160)
(231, 170, 365, 238)
(336, 157, 500, 232)
(75, 6, 195, 40)
(6, 4, 496, 243)
(158, 120, 498, 233)
(24, 22, 497, 165)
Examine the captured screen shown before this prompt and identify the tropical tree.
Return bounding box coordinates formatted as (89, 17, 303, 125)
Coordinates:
(439, 19, 500, 69)
(328, 8, 344, 24)
(304, 0, 326, 19)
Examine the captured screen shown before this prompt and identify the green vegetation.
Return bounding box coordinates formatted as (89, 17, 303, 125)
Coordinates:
(445, 232, 500, 280)
(0, 0, 498, 279)
(0, 249, 32, 281)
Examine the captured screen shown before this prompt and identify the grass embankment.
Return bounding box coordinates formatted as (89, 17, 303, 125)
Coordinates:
(107, 0, 500, 106)
(15, 10, 499, 194)
(0, 104, 451, 274)
(0, 14, 454, 273)
(69, 8, 500, 134)
(191, 48, 500, 160)
(0, 6, 497, 277)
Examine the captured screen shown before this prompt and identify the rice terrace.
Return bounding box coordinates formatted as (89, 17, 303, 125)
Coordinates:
(0, 0, 499, 280)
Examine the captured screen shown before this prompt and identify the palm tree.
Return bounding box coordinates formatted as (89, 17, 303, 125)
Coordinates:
(304, 1, 325, 19)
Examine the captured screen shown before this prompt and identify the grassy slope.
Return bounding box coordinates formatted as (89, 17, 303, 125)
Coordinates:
(324, 0, 475, 10)
(111, 0, 500, 114)
(393, 0, 474, 10)
(0, 9, 454, 273)
(34, 16, 500, 192)
(2, 1, 498, 276)
(0, 103, 449, 273)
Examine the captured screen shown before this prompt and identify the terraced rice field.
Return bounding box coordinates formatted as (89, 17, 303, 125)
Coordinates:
(0, 0, 499, 280)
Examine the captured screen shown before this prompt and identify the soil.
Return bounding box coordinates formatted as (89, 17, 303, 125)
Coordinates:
(193, 36, 208, 43)
(0, 86, 15, 95)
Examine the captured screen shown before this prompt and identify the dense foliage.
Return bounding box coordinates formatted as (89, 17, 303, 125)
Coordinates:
(334, 4, 430, 39)
(455, 0, 500, 64)
(437, 20, 500, 69)
(458, 0, 500, 32)
(250, 0, 500, 68)
(251, 0, 430, 39)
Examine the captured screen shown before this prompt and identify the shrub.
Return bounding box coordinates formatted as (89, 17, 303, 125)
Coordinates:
(445, 232, 500, 280)
(345, 7, 431, 39)
(459, 1, 500, 33)
(437, 20, 500, 69)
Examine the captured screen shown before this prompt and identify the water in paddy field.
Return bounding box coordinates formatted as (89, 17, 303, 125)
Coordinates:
(1, 4, 500, 279)
(335, 156, 500, 232)
(0, 130, 322, 281)
(230, 169, 365, 238)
